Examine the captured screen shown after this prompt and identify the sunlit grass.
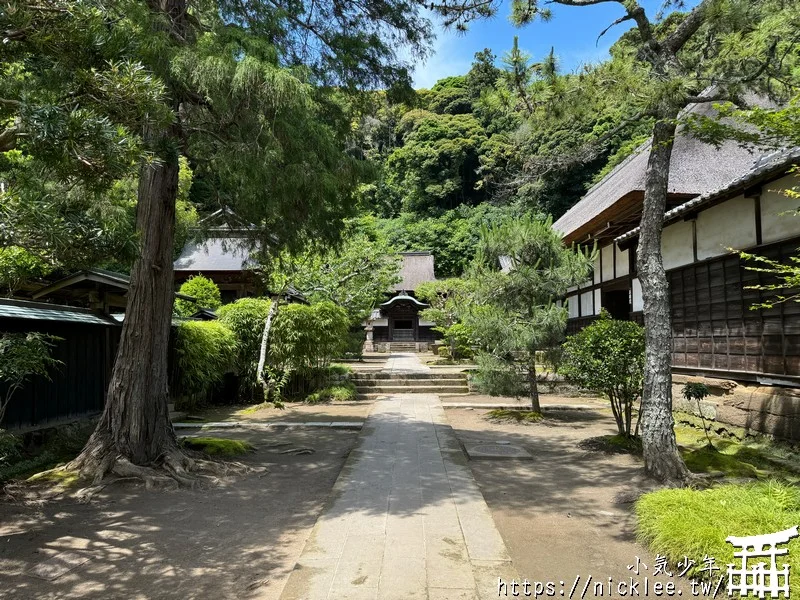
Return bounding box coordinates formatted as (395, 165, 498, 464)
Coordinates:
(636, 480, 800, 595)
(181, 436, 254, 456)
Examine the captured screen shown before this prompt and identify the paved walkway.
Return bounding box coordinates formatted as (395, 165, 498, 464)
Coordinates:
(381, 352, 431, 375)
(279, 394, 516, 600)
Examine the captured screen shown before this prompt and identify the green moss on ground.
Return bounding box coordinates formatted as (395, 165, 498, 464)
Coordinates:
(181, 437, 254, 456)
(577, 434, 642, 454)
(487, 409, 544, 423)
(27, 468, 80, 487)
(636, 481, 800, 596)
(306, 382, 358, 404)
(674, 423, 800, 480)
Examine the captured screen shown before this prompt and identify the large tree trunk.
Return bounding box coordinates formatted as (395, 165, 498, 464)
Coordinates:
(635, 118, 690, 483)
(68, 123, 185, 480)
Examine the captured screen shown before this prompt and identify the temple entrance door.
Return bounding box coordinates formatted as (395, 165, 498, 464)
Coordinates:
(389, 318, 416, 341)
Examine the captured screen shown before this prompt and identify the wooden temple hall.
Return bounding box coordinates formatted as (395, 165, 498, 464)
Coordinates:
(363, 251, 439, 352)
(555, 101, 800, 385)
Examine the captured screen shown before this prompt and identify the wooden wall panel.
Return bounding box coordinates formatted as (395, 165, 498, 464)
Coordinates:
(668, 236, 800, 379)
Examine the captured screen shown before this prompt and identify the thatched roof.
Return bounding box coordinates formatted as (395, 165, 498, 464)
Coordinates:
(174, 237, 257, 272)
(615, 147, 800, 245)
(395, 252, 436, 292)
(552, 101, 769, 246)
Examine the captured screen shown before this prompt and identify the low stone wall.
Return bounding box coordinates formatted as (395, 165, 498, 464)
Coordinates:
(671, 374, 800, 441)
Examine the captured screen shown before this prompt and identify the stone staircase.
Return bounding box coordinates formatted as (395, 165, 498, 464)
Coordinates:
(352, 372, 470, 398)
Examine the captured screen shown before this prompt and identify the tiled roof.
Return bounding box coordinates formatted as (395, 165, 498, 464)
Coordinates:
(0, 299, 119, 326)
(395, 252, 436, 292)
(174, 237, 257, 272)
(552, 101, 771, 243)
(614, 148, 800, 244)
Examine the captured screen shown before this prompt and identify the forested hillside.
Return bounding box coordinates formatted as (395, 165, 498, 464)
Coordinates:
(354, 34, 657, 277)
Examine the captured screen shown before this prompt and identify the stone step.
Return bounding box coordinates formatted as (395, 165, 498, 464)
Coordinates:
(351, 373, 468, 381)
(353, 377, 467, 387)
(357, 392, 470, 399)
(355, 385, 469, 394)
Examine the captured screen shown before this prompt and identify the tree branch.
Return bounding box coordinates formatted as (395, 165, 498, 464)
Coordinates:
(663, 0, 711, 55)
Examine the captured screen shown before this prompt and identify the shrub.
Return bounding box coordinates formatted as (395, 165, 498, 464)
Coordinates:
(305, 382, 358, 404)
(0, 332, 61, 425)
(217, 298, 272, 400)
(472, 353, 526, 397)
(344, 330, 366, 359)
(0, 430, 22, 466)
(271, 301, 350, 371)
(174, 275, 222, 317)
(636, 481, 800, 595)
(560, 313, 645, 437)
(174, 321, 237, 410)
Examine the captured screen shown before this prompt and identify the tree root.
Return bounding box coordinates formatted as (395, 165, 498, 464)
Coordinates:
(58, 436, 254, 495)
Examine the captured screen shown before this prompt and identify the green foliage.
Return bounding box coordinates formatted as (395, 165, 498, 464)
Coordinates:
(270, 302, 350, 372)
(174, 275, 223, 317)
(0, 430, 22, 466)
(174, 321, 238, 410)
(217, 298, 272, 400)
(181, 437, 254, 456)
(636, 481, 800, 594)
(467, 215, 592, 408)
(271, 216, 401, 323)
(472, 353, 526, 397)
(0, 421, 94, 483)
(0, 246, 51, 295)
(561, 313, 645, 437)
(417, 278, 476, 357)
(0, 332, 61, 425)
(305, 382, 358, 404)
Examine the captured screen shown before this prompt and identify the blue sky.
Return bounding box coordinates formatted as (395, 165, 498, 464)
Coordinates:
(411, 0, 700, 88)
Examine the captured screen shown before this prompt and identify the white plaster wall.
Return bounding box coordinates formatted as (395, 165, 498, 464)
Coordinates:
(594, 289, 602, 315)
(418, 319, 436, 327)
(601, 244, 614, 282)
(696, 194, 757, 260)
(761, 174, 800, 244)
(580, 291, 593, 316)
(568, 294, 579, 318)
(616, 245, 630, 277)
(371, 318, 388, 327)
(632, 278, 643, 312)
(591, 255, 600, 285)
(661, 219, 694, 270)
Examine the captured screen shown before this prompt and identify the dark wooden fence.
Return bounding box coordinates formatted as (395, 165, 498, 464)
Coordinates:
(0, 315, 120, 430)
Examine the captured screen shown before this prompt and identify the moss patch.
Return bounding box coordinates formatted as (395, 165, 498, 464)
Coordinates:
(486, 409, 544, 423)
(306, 382, 358, 404)
(578, 434, 642, 454)
(636, 481, 800, 596)
(27, 468, 80, 487)
(181, 437, 254, 456)
(681, 445, 760, 478)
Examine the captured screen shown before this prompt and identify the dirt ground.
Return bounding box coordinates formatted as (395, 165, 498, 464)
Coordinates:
(195, 401, 372, 424)
(446, 404, 663, 588)
(0, 428, 359, 600)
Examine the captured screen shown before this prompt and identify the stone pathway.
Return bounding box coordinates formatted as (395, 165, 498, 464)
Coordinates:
(381, 352, 431, 375)
(279, 394, 516, 600)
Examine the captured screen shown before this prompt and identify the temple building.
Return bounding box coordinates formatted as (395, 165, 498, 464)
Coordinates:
(363, 251, 439, 352)
(554, 101, 800, 438)
(173, 208, 261, 303)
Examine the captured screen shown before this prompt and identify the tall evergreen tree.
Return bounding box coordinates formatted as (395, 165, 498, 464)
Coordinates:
(1, 0, 433, 484)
